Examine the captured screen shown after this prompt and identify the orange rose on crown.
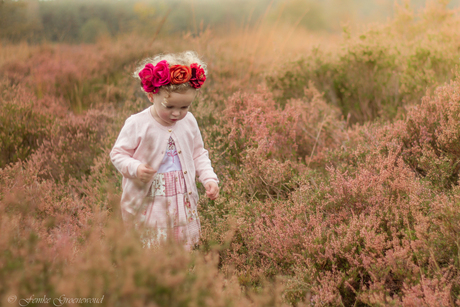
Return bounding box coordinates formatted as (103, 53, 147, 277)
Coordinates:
(139, 61, 206, 93)
(170, 65, 192, 84)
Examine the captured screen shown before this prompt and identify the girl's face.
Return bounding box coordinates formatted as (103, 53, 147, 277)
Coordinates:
(148, 88, 196, 126)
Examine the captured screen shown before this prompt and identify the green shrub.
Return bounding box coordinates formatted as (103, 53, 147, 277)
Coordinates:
(267, 3, 460, 124)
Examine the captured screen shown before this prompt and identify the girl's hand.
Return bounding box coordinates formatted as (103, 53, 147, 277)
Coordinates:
(205, 181, 219, 200)
(137, 164, 156, 183)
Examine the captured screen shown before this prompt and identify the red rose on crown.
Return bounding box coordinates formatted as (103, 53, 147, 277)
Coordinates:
(189, 63, 206, 89)
(139, 60, 170, 93)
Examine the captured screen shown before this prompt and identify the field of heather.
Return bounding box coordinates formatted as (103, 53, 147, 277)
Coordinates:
(1, 0, 460, 306)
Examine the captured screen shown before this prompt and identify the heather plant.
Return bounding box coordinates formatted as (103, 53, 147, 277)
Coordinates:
(0, 79, 58, 168)
(1, 39, 151, 112)
(223, 87, 299, 161)
(217, 128, 460, 305)
(267, 1, 460, 123)
(198, 78, 460, 305)
(198, 87, 299, 206)
(3, 44, 101, 101)
(0, 159, 95, 260)
(222, 84, 342, 164)
(396, 79, 460, 190)
(289, 84, 346, 168)
(52, 219, 250, 307)
(30, 108, 112, 183)
(0, 169, 290, 307)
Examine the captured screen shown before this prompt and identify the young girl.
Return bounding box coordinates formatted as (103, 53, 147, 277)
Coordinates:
(110, 51, 219, 250)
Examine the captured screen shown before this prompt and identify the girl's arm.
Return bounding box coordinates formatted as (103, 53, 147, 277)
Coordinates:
(191, 116, 219, 186)
(110, 117, 143, 179)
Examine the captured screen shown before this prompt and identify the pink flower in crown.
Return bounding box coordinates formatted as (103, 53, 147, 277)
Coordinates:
(189, 63, 206, 89)
(138, 60, 171, 93)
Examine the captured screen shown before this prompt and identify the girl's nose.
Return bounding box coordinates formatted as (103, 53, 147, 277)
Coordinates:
(172, 110, 180, 116)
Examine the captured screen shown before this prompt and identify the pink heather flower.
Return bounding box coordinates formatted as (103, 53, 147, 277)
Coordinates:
(138, 60, 171, 93)
(189, 63, 206, 89)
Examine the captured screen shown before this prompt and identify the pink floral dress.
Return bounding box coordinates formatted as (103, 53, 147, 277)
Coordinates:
(134, 137, 200, 250)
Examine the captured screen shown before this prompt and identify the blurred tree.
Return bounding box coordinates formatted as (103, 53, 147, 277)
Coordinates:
(79, 18, 110, 43)
(0, 0, 43, 43)
(40, 1, 82, 42)
(5, 0, 455, 44)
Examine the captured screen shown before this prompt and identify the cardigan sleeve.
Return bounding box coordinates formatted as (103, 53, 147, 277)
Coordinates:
(110, 117, 143, 179)
(190, 115, 219, 185)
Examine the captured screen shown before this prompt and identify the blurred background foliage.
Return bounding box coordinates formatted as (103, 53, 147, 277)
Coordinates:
(1, 0, 460, 44)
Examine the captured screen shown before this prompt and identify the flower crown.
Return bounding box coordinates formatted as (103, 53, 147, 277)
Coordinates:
(139, 60, 206, 93)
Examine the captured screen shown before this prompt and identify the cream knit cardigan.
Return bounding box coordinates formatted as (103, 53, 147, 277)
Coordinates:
(110, 107, 219, 218)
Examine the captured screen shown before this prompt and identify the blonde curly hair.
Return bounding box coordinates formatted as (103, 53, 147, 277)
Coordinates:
(133, 50, 207, 95)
